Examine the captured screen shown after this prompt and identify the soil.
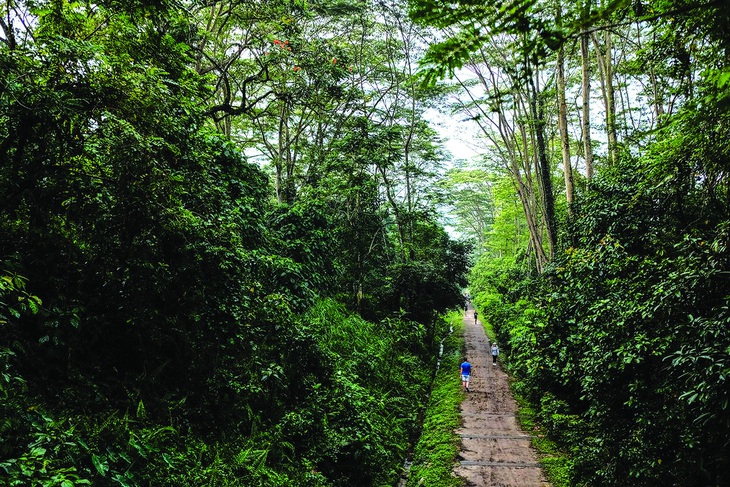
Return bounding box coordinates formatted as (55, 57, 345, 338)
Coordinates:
(453, 306, 551, 487)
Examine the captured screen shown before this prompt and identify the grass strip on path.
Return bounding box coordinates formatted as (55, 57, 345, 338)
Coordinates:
(406, 311, 465, 487)
(512, 393, 573, 487)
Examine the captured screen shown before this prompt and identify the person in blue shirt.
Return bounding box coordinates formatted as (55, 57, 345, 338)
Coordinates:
(460, 359, 472, 392)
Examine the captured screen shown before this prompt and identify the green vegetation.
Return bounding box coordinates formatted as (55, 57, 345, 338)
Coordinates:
(0, 1, 469, 485)
(513, 390, 572, 487)
(3, 0, 730, 485)
(411, 0, 730, 485)
(406, 311, 464, 487)
(470, 144, 730, 485)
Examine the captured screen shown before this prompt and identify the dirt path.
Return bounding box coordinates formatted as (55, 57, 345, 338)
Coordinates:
(454, 306, 550, 487)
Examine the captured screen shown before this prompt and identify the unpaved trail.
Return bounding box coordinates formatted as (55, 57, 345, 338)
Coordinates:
(454, 306, 550, 487)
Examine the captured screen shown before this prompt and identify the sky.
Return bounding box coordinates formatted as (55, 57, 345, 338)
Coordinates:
(424, 107, 482, 163)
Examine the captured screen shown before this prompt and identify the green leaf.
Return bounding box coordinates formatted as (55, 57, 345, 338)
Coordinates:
(718, 70, 730, 88)
(92, 454, 108, 476)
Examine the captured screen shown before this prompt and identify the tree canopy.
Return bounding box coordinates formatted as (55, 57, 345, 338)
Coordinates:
(0, 1, 469, 485)
(436, 0, 730, 484)
(2, 0, 730, 485)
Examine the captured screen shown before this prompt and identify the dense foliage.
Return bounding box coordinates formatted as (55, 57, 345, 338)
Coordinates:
(407, 0, 730, 482)
(0, 1, 469, 485)
(5, 0, 729, 484)
(482, 140, 730, 484)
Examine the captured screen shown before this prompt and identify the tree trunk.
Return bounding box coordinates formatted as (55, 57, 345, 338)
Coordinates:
(592, 30, 618, 165)
(527, 69, 556, 260)
(456, 58, 550, 269)
(604, 30, 618, 164)
(510, 159, 547, 273)
(580, 27, 594, 180)
(556, 0, 574, 209)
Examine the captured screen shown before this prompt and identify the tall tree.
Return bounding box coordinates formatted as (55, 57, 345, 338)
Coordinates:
(592, 27, 619, 164)
(440, 167, 496, 249)
(579, 1, 594, 179)
(444, 33, 554, 270)
(556, 0, 575, 208)
(409, 0, 569, 269)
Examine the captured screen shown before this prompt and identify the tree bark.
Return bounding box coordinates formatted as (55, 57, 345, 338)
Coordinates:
(592, 30, 618, 165)
(527, 68, 556, 260)
(556, 0, 574, 209)
(580, 27, 594, 180)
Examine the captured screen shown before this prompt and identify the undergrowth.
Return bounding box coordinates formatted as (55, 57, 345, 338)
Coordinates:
(512, 383, 574, 487)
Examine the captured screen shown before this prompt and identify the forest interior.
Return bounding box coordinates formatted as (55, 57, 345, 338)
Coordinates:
(1, 0, 730, 486)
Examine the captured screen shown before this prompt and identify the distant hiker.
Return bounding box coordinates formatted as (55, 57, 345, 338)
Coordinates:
(474, 310, 478, 324)
(460, 359, 472, 392)
(491, 343, 499, 366)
